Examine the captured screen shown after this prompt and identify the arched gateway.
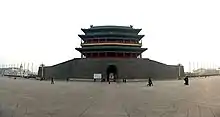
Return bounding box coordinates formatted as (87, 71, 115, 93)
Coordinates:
(106, 65, 118, 82)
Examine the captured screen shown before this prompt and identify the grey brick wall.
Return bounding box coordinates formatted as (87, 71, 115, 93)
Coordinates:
(38, 58, 184, 80)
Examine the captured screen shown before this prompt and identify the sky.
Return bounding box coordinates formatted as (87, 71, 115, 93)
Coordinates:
(0, 0, 220, 72)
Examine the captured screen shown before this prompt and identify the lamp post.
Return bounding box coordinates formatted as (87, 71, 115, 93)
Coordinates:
(178, 64, 181, 80)
(40, 64, 44, 79)
(31, 63, 33, 74)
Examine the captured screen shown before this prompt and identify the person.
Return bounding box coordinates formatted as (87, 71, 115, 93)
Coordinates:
(147, 77, 153, 86)
(94, 78, 96, 82)
(109, 73, 114, 84)
(184, 76, 189, 85)
(123, 76, 127, 83)
(51, 77, 54, 84)
(66, 78, 69, 82)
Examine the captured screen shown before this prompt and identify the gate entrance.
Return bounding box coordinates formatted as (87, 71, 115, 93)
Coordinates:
(106, 65, 118, 82)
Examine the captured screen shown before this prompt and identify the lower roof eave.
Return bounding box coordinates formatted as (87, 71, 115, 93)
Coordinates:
(75, 48, 147, 54)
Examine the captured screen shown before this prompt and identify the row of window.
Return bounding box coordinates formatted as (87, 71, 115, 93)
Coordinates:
(84, 52, 139, 58)
(83, 39, 139, 44)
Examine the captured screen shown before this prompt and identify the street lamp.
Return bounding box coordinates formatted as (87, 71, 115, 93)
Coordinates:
(40, 64, 45, 79)
(178, 64, 181, 79)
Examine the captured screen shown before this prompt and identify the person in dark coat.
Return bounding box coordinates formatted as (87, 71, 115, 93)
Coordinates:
(184, 76, 189, 85)
(51, 77, 54, 84)
(148, 77, 153, 86)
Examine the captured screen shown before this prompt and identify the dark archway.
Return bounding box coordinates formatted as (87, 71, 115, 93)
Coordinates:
(106, 65, 118, 82)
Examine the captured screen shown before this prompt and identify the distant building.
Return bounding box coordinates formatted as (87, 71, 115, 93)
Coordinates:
(193, 68, 219, 76)
(38, 25, 184, 81)
(0, 67, 35, 77)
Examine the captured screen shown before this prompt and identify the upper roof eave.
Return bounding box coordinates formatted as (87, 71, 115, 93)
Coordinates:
(91, 25, 132, 29)
(78, 34, 144, 37)
(81, 29, 87, 33)
(81, 28, 142, 34)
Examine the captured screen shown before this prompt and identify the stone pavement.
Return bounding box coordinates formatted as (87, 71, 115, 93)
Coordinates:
(0, 76, 220, 117)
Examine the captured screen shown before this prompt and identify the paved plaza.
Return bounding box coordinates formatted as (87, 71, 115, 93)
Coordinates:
(0, 76, 220, 117)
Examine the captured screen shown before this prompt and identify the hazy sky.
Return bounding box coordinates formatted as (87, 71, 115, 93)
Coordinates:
(1, 0, 220, 72)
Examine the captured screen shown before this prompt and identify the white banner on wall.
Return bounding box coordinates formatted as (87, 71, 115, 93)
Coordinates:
(93, 73, 102, 79)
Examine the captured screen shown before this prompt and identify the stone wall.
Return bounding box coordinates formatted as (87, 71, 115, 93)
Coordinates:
(38, 58, 184, 80)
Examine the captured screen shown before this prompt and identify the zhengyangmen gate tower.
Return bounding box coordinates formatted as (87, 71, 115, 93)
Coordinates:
(38, 25, 184, 81)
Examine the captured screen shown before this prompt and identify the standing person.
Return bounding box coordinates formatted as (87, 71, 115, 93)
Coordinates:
(109, 75, 111, 84)
(184, 76, 189, 85)
(51, 77, 54, 84)
(108, 78, 110, 84)
(123, 76, 127, 83)
(66, 78, 69, 82)
(148, 77, 153, 86)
